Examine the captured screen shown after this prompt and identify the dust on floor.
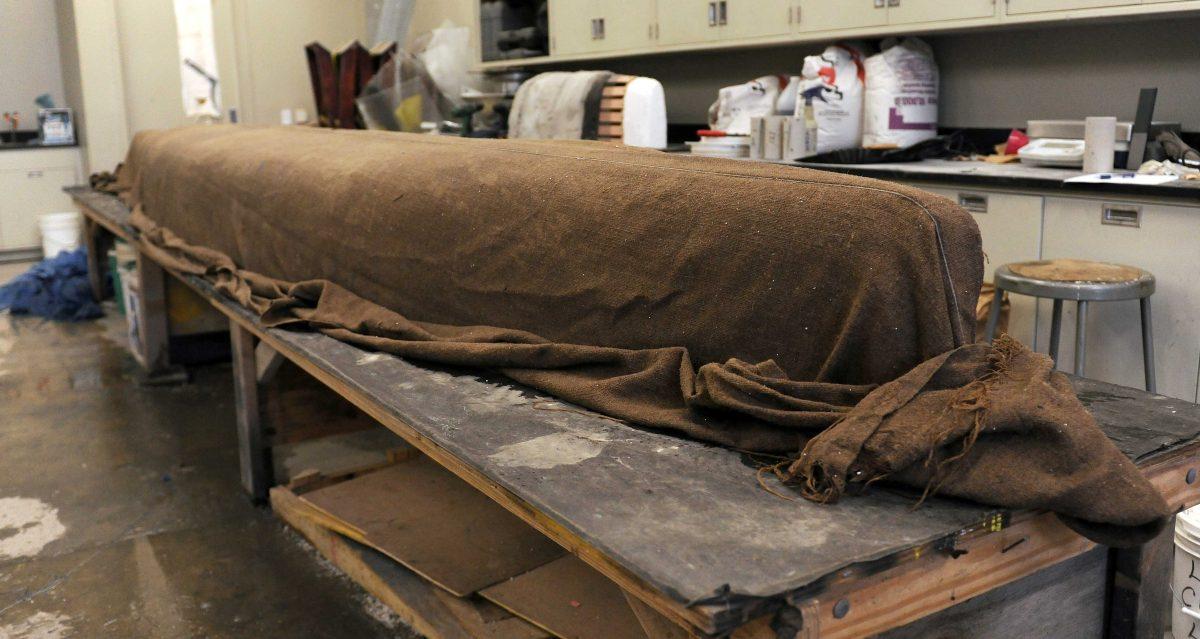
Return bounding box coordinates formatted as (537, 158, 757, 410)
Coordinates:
(0, 306, 419, 638)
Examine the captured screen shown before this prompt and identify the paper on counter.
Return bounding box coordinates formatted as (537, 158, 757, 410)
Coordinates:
(1064, 173, 1179, 185)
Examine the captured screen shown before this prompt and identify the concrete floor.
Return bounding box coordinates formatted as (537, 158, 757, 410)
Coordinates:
(0, 289, 417, 637)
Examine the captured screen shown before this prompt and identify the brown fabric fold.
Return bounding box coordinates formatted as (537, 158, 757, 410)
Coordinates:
(117, 126, 1168, 546)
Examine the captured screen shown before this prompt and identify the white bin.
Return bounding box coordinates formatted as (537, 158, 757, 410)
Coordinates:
(1173, 506, 1200, 638)
(39, 211, 82, 258)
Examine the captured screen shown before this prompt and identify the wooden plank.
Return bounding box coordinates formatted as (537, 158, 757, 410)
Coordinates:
(231, 322, 272, 501)
(1106, 446, 1200, 639)
(598, 124, 623, 137)
(132, 249, 170, 372)
(68, 188, 1200, 636)
(255, 340, 285, 383)
(272, 427, 409, 484)
(272, 486, 549, 639)
(607, 74, 635, 85)
(81, 216, 112, 301)
(599, 98, 623, 110)
(791, 441, 1200, 639)
(599, 111, 623, 124)
(1107, 522, 1174, 639)
(480, 555, 648, 639)
(623, 593, 697, 639)
(1074, 377, 1200, 464)
(793, 511, 1095, 639)
(601, 85, 626, 98)
(300, 458, 567, 597)
(878, 547, 1108, 639)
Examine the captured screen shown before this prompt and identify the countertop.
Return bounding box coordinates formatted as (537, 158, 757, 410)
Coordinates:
(794, 159, 1200, 203)
(0, 140, 77, 152)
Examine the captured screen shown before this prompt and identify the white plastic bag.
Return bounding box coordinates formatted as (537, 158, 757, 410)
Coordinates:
(414, 20, 471, 108)
(775, 76, 800, 115)
(862, 38, 939, 149)
(708, 76, 783, 136)
(796, 45, 865, 153)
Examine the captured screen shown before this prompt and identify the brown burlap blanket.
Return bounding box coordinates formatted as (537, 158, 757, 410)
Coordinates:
(113, 125, 1167, 545)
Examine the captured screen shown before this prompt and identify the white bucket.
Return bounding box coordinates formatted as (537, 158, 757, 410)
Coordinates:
(39, 211, 83, 258)
(1173, 507, 1200, 638)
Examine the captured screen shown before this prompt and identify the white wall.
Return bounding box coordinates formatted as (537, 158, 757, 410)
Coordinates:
(114, 0, 187, 133)
(929, 18, 1200, 131)
(214, 0, 369, 125)
(0, 1, 67, 119)
(69, 0, 130, 174)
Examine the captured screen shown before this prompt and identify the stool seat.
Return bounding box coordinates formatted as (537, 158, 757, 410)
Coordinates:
(995, 260, 1155, 302)
(986, 258, 1157, 393)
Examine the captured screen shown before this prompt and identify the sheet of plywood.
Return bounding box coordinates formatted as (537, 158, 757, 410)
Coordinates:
(300, 458, 566, 596)
(481, 555, 648, 639)
(272, 486, 549, 639)
(623, 592, 696, 639)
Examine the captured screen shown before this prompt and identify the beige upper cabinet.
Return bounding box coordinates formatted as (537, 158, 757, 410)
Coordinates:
(1006, 0, 1142, 14)
(656, 0, 724, 45)
(888, 0, 997, 23)
(722, 0, 793, 39)
(794, 0, 889, 32)
(550, 0, 601, 55)
(534, 0, 1186, 67)
(597, 0, 659, 51)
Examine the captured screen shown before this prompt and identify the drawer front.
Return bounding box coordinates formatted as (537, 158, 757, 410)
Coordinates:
(1039, 197, 1200, 401)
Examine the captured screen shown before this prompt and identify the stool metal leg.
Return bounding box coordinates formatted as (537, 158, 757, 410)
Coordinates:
(984, 285, 1004, 343)
(1141, 297, 1157, 394)
(1074, 300, 1088, 377)
(1048, 299, 1063, 364)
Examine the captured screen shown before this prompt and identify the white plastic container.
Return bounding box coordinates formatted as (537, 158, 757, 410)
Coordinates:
(1083, 116, 1117, 174)
(38, 211, 82, 258)
(1173, 506, 1200, 638)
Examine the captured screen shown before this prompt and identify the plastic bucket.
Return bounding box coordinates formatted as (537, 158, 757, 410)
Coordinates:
(39, 211, 82, 258)
(1173, 507, 1200, 637)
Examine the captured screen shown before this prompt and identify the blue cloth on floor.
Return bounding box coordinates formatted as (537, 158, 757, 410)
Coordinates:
(0, 249, 103, 321)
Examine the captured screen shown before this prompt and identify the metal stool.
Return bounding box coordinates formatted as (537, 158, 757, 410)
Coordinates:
(984, 259, 1157, 393)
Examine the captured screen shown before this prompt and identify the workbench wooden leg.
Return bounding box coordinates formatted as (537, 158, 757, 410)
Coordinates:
(231, 323, 274, 503)
(81, 217, 113, 302)
(1107, 515, 1174, 639)
(133, 250, 172, 373)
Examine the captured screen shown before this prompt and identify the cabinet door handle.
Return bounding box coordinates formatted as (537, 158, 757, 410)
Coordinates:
(874, 0, 885, 6)
(888, 0, 900, 6)
(708, 2, 717, 26)
(26, 170, 43, 179)
(1102, 204, 1141, 228)
(957, 193, 988, 213)
(718, 0, 728, 25)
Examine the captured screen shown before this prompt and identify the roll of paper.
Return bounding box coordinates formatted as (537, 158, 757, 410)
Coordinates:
(1084, 116, 1116, 174)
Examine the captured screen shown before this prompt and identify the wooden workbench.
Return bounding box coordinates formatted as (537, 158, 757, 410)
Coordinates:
(70, 186, 1200, 638)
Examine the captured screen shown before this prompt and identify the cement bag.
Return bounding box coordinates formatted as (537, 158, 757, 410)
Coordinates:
(797, 45, 865, 153)
(708, 75, 783, 135)
(862, 38, 938, 149)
